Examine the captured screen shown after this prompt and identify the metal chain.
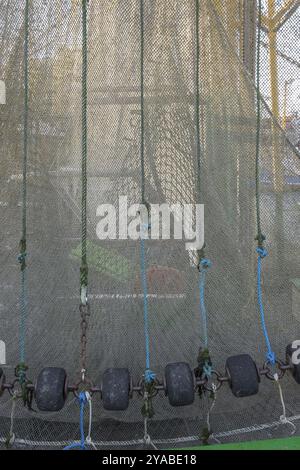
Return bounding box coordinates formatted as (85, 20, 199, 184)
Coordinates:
(0, 356, 294, 402)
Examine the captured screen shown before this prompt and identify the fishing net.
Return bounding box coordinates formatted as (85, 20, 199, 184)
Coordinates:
(0, 0, 299, 449)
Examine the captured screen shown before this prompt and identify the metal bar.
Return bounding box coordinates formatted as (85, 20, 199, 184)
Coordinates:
(260, 41, 300, 69)
(268, 0, 280, 122)
(271, 0, 300, 31)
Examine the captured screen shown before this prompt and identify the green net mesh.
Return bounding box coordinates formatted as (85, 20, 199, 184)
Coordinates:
(0, 0, 299, 449)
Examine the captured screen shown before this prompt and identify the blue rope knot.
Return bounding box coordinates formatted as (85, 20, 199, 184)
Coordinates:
(145, 369, 156, 383)
(203, 361, 212, 378)
(200, 258, 212, 269)
(64, 392, 87, 451)
(78, 391, 87, 405)
(256, 247, 268, 258)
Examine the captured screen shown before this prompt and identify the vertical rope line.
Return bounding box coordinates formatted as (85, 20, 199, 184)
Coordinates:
(199, 269, 208, 349)
(256, 249, 275, 363)
(195, 2, 211, 367)
(81, 0, 88, 289)
(195, 0, 201, 202)
(140, 0, 145, 205)
(255, 0, 262, 243)
(19, 0, 29, 365)
(139, 1, 153, 382)
(140, 237, 151, 372)
(19, 270, 27, 364)
(255, 2, 274, 365)
(22, 0, 29, 243)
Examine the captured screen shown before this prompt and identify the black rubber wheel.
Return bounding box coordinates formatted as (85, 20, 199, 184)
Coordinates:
(225, 354, 259, 398)
(286, 343, 300, 384)
(165, 362, 195, 407)
(102, 368, 130, 411)
(35, 367, 67, 411)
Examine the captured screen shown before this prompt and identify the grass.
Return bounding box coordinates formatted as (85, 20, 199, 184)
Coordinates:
(181, 436, 300, 450)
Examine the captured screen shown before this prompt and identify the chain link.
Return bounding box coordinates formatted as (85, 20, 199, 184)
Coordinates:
(0, 356, 294, 402)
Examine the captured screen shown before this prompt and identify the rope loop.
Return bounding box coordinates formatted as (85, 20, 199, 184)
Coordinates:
(256, 247, 268, 258)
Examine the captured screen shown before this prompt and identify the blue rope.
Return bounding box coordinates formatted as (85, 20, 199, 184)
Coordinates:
(256, 247, 276, 365)
(140, 228, 155, 384)
(203, 363, 212, 377)
(199, 258, 211, 349)
(64, 392, 87, 450)
(199, 258, 212, 378)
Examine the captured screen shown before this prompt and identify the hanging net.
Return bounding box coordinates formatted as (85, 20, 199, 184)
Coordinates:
(0, 0, 299, 449)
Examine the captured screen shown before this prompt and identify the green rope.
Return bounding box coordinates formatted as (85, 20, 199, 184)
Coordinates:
(18, 0, 29, 368)
(140, 0, 146, 206)
(195, 0, 206, 265)
(195, 0, 201, 203)
(255, 0, 265, 247)
(81, 0, 88, 291)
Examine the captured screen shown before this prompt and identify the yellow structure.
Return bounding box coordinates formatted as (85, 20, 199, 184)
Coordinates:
(262, 0, 299, 123)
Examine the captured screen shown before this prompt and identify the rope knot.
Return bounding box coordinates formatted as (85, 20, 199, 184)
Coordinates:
(255, 233, 266, 246)
(256, 247, 268, 258)
(203, 361, 212, 378)
(17, 252, 26, 263)
(15, 362, 28, 382)
(18, 252, 27, 271)
(78, 391, 88, 405)
(200, 258, 212, 270)
(145, 369, 156, 383)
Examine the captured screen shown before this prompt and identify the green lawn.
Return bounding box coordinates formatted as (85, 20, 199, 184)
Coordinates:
(182, 436, 300, 450)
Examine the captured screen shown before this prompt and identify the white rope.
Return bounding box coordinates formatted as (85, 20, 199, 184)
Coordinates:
(143, 417, 157, 450)
(206, 383, 221, 444)
(85, 391, 97, 450)
(57, 293, 186, 301)
(274, 373, 296, 435)
(2, 413, 300, 448)
(6, 392, 18, 447)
